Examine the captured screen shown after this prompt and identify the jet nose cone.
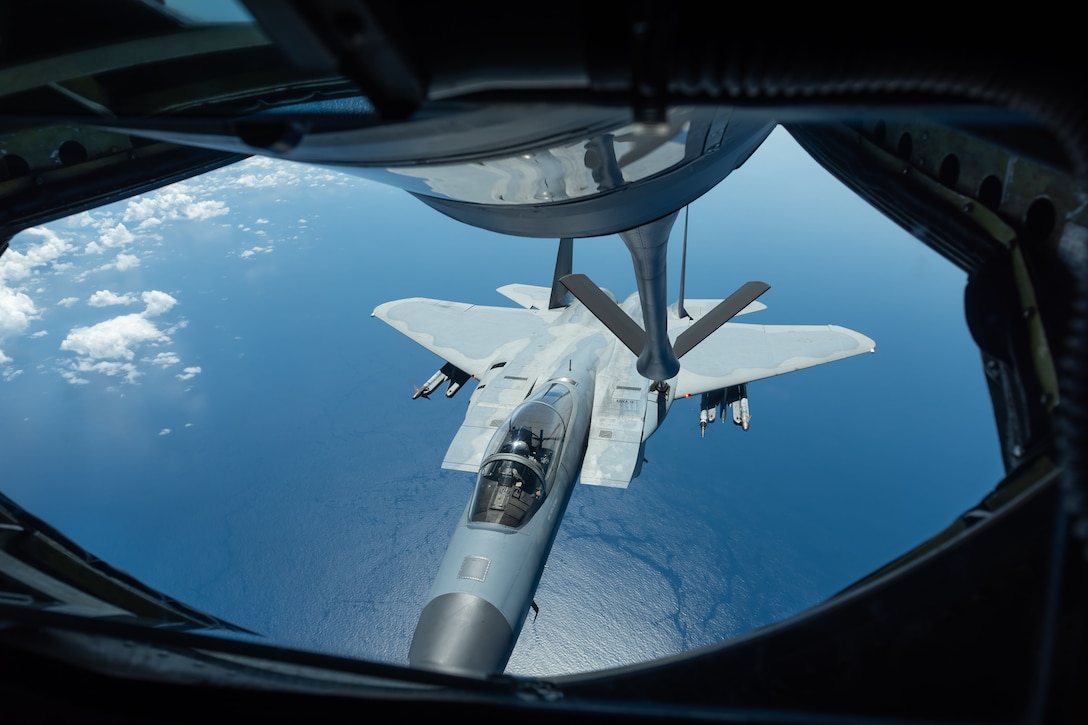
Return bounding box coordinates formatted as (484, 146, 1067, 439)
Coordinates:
(408, 592, 514, 677)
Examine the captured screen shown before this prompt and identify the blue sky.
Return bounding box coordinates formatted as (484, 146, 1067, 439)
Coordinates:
(0, 126, 1003, 675)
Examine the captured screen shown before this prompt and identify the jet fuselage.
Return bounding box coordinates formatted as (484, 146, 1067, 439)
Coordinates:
(408, 339, 605, 676)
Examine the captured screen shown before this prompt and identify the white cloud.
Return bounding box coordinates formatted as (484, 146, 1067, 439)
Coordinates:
(176, 366, 201, 381)
(113, 253, 140, 271)
(29, 330, 47, 338)
(57, 297, 79, 307)
(159, 428, 171, 436)
(0, 227, 74, 284)
(0, 285, 39, 337)
(147, 352, 180, 367)
(164, 318, 188, 334)
(141, 290, 177, 317)
(67, 211, 97, 228)
(58, 289, 183, 384)
(76, 252, 142, 280)
(121, 186, 229, 224)
(255, 218, 269, 224)
(85, 223, 135, 255)
(182, 201, 229, 220)
(121, 197, 160, 223)
(69, 359, 141, 383)
(0, 350, 11, 364)
(88, 290, 138, 307)
(240, 246, 272, 258)
(61, 314, 168, 361)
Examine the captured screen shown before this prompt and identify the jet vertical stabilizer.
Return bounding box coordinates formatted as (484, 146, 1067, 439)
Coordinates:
(549, 237, 574, 309)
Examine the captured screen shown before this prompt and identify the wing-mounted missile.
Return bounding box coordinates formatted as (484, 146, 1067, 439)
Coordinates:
(699, 389, 725, 437)
(413, 362, 470, 400)
(697, 385, 751, 435)
(413, 365, 448, 399)
(725, 383, 750, 430)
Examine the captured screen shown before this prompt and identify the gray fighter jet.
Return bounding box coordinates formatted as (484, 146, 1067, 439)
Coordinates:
(373, 225, 875, 676)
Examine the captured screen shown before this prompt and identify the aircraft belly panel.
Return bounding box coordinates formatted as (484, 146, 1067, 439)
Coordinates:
(579, 358, 647, 488)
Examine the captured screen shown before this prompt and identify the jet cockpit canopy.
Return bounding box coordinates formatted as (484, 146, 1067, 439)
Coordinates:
(470, 382, 575, 528)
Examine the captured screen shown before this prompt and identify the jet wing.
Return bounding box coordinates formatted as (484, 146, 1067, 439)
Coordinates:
(673, 322, 875, 398)
(371, 297, 552, 378)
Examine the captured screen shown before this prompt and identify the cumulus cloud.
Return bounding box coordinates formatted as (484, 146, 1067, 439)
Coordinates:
(29, 330, 47, 338)
(141, 290, 177, 317)
(1, 338, 18, 374)
(0, 285, 39, 337)
(114, 253, 141, 271)
(121, 186, 229, 224)
(72, 359, 141, 383)
(67, 211, 97, 228)
(61, 314, 169, 361)
(232, 159, 303, 189)
(57, 297, 79, 307)
(176, 366, 201, 381)
(159, 428, 171, 436)
(88, 290, 138, 307)
(240, 246, 272, 258)
(0, 227, 74, 284)
(75, 252, 142, 281)
(85, 223, 135, 255)
(147, 352, 180, 367)
(58, 289, 184, 384)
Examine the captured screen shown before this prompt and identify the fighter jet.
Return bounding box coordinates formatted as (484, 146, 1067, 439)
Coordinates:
(372, 225, 875, 676)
